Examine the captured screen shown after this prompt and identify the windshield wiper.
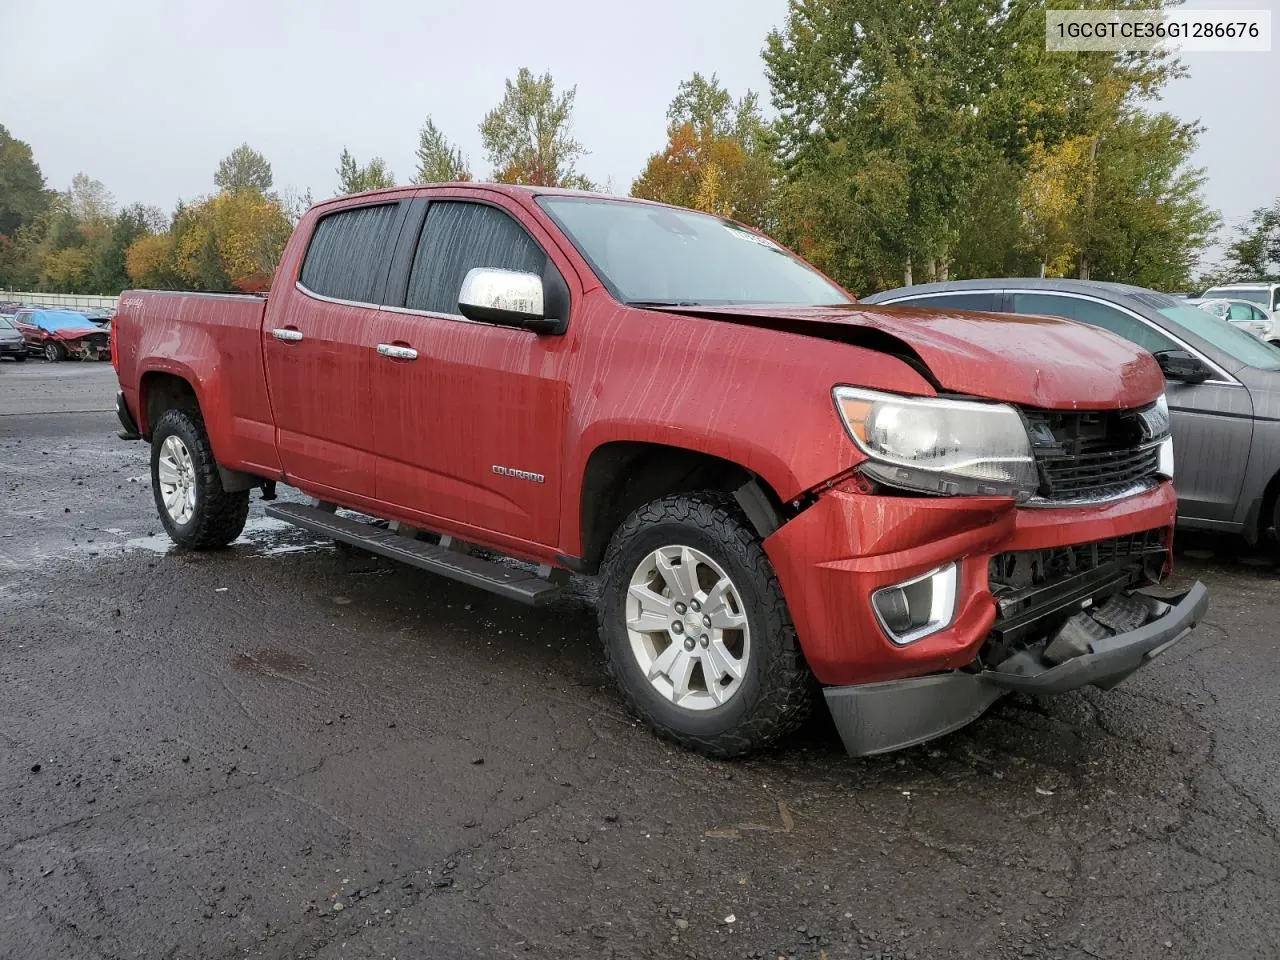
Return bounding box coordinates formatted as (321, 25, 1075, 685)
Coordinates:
(626, 299, 704, 308)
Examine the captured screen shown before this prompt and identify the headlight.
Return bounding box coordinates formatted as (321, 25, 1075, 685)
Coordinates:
(833, 386, 1039, 499)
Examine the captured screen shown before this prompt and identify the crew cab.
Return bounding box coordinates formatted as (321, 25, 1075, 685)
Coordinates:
(112, 184, 1207, 757)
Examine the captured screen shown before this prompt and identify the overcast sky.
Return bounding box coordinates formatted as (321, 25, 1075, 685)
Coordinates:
(2, 0, 1276, 261)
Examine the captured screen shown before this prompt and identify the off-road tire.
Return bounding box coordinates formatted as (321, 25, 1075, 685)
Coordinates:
(151, 408, 250, 549)
(597, 491, 814, 757)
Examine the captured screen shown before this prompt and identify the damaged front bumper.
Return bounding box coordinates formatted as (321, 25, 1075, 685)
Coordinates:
(824, 582, 1207, 756)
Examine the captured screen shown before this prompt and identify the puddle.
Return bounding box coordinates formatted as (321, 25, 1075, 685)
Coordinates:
(111, 514, 328, 559)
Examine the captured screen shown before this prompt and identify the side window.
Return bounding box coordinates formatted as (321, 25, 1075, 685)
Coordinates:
(299, 203, 401, 304)
(896, 292, 999, 311)
(405, 201, 546, 315)
(1227, 302, 1253, 321)
(1011, 293, 1177, 353)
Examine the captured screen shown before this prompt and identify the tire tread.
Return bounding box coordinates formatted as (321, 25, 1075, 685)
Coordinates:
(598, 491, 813, 758)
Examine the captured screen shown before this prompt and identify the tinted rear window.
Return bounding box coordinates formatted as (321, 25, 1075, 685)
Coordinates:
(300, 203, 401, 304)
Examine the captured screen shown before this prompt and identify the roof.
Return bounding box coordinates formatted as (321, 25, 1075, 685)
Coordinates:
(309, 181, 682, 216)
(1202, 281, 1280, 290)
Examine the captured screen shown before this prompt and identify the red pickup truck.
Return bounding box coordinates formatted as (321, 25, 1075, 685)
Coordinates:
(112, 184, 1207, 757)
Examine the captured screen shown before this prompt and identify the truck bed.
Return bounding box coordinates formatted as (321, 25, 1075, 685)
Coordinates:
(113, 290, 278, 475)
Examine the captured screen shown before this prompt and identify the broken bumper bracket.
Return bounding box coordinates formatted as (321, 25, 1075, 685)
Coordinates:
(823, 581, 1208, 757)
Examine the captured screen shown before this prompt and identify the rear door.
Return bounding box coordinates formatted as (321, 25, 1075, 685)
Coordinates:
(369, 195, 571, 547)
(262, 200, 406, 498)
(1007, 291, 1255, 523)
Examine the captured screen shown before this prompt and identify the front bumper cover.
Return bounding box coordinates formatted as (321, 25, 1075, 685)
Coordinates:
(824, 582, 1207, 756)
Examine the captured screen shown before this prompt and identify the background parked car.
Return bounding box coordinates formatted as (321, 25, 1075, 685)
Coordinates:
(861, 278, 1280, 543)
(1187, 297, 1278, 345)
(0, 315, 28, 362)
(12, 308, 112, 362)
(1201, 281, 1280, 314)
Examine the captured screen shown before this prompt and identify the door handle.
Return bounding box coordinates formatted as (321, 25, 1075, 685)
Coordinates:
(376, 343, 418, 361)
(271, 328, 304, 343)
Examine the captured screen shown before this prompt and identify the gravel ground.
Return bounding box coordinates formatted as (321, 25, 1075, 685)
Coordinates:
(2, 362, 1279, 960)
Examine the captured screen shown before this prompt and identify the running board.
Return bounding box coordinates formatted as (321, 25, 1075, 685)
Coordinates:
(265, 502, 562, 606)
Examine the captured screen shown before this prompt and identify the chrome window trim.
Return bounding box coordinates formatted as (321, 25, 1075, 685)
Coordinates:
(294, 281, 382, 311)
(380, 303, 472, 323)
(880, 288, 1239, 386)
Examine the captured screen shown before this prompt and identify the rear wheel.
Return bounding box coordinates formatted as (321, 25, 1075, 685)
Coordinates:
(597, 492, 813, 757)
(150, 408, 250, 549)
(43, 342, 64, 362)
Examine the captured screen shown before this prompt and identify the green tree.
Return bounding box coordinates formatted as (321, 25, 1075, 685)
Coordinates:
(91, 203, 166, 294)
(215, 143, 274, 194)
(479, 68, 594, 188)
(336, 148, 395, 195)
(1219, 199, 1280, 280)
(413, 117, 471, 184)
(631, 73, 774, 228)
(0, 124, 49, 241)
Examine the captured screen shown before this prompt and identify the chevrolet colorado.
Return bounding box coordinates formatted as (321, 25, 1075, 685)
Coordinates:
(112, 184, 1207, 757)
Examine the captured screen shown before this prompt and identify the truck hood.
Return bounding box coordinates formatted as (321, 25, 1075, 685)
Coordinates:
(655, 303, 1165, 410)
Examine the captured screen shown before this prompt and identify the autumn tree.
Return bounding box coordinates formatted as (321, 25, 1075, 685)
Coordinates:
(215, 144, 274, 194)
(171, 191, 292, 292)
(413, 117, 471, 184)
(479, 68, 593, 188)
(125, 232, 180, 289)
(631, 73, 773, 227)
(336, 148, 395, 195)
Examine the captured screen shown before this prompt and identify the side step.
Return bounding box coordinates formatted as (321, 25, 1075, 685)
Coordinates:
(265, 502, 562, 606)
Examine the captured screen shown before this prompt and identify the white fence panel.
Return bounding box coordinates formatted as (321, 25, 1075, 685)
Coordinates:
(0, 291, 120, 311)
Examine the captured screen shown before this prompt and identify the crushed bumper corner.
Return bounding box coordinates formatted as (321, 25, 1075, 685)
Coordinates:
(824, 581, 1208, 757)
(982, 581, 1208, 695)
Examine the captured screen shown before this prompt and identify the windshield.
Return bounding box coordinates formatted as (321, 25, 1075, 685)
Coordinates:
(0, 317, 13, 329)
(538, 197, 851, 307)
(1158, 306, 1280, 370)
(1203, 287, 1268, 307)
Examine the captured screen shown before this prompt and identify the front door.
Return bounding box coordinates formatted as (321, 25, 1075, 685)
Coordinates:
(262, 200, 404, 498)
(370, 198, 569, 547)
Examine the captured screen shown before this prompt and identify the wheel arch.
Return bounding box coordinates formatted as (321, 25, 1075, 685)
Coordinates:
(576, 440, 789, 574)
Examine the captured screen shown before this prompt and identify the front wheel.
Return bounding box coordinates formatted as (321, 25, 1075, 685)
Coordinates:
(43, 342, 65, 362)
(151, 408, 250, 549)
(597, 492, 813, 757)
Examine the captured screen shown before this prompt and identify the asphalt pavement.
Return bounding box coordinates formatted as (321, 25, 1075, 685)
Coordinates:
(2, 360, 1279, 960)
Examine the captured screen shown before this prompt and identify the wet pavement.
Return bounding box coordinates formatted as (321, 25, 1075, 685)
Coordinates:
(2, 362, 1280, 960)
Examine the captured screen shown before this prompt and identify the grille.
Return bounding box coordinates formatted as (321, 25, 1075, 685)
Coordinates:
(1021, 406, 1164, 502)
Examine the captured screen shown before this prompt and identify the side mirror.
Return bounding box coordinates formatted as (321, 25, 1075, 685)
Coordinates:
(1154, 349, 1212, 384)
(458, 268, 559, 334)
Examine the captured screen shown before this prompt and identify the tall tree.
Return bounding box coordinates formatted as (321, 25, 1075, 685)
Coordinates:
(215, 143, 274, 194)
(479, 68, 593, 188)
(631, 73, 774, 227)
(0, 124, 49, 240)
(336, 148, 395, 195)
(413, 117, 471, 184)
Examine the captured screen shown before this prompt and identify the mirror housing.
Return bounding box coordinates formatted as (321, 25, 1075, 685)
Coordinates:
(1154, 349, 1212, 384)
(458, 268, 561, 334)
